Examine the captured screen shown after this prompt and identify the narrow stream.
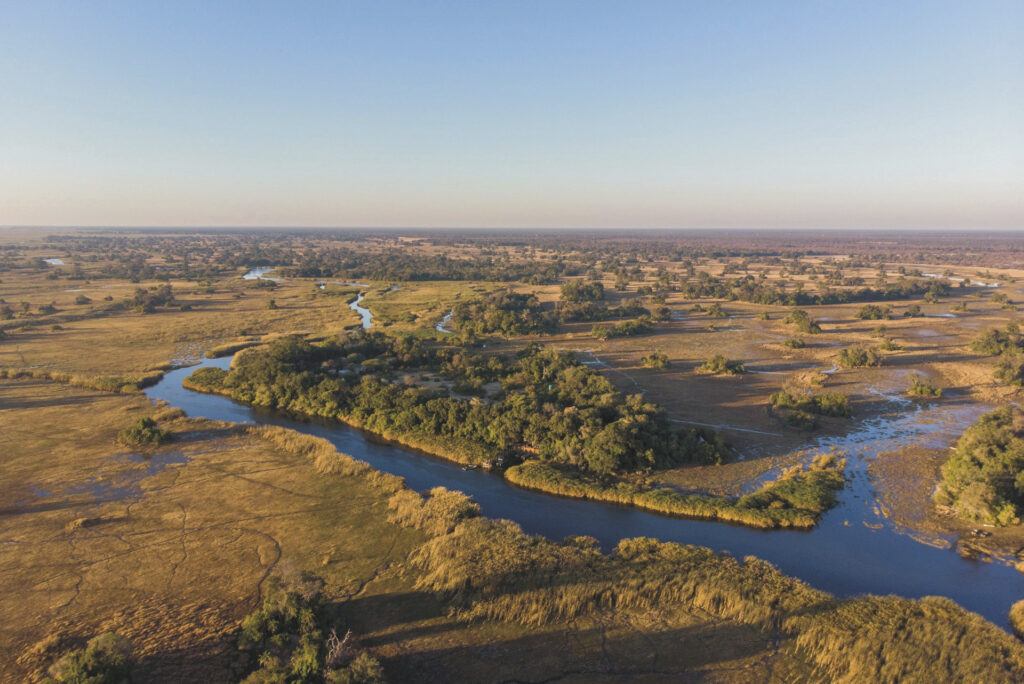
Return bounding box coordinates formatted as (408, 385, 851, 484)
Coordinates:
(147, 355, 1024, 628)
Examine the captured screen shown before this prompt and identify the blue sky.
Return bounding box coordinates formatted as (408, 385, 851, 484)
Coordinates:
(1, 1, 1021, 228)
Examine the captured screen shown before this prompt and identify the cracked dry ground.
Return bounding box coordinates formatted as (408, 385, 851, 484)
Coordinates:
(1, 378, 811, 682)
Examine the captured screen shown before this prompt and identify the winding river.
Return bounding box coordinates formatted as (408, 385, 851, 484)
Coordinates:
(146, 355, 1024, 628)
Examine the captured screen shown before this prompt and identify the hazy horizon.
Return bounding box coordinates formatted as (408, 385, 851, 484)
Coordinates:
(1, 1, 1021, 230)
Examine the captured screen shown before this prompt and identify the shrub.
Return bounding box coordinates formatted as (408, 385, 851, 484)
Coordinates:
(971, 328, 1022, 356)
(836, 346, 880, 369)
(785, 309, 821, 334)
(116, 417, 170, 447)
(856, 304, 890, 320)
(879, 337, 903, 351)
(769, 389, 850, 420)
(705, 302, 727, 318)
(783, 337, 805, 349)
(995, 353, 1024, 387)
(903, 304, 923, 317)
(47, 633, 132, 683)
(934, 407, 1024, 525)
(757, 311, 770, 321)
(237, 566, 384, 683)
(74, 294, 91, 305)
(641, 351, 670, 369)
(698, 354, 745, 375)
(907, 374, 941, 398)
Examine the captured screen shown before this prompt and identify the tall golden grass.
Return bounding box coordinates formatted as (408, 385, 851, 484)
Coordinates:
(0, 367, 164, 393)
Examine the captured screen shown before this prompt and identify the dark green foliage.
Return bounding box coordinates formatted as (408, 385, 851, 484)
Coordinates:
(116, 417, 170, 447)
(785, 309, 821, 334)
(641, 351, 669, 369)
(281, 250, 578, 284)
(971, 327, 1022, 356)
(856, 304, 890, 320)
(185, 334, 725, 476)
(907, 374, 942, 398)
(836, 346, 881, 368)
(557, 299, 648, 323)
(450, 291, 554, 336)
(995, 353, 1024, 386)
(782, 337, 805, 349)
(769, 389, 851, 419)
(559, 279, 604, 302)
(46, 633, 132, 684)
(903, 303, 923, 317)
(238, 567, 385, 683)
(878, 337, 903, 351)
(129, 284, 174, 313)
(934, 407, 1024, 526)
(506, 454, 843, 528)
(698, 354, 745, 375)
(590, 317, 653, 340)
(74, 294, 91, 305)
(705, 302, 727, 318)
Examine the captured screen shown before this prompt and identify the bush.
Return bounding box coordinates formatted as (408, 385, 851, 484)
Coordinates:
(879, 337, 903, 351)
(995, 353, 1024, 387)
(74, 294, 91, 305)
(785, 309, 821, 334)
(903, 304, 923, 317)
(934, 407, 1024, 525)
(971, 328, 1022, 356)
(705, 302, 727, 318)
(641, 351, 669, 369)
(856, 304, 890, 320)
(238, 566, 385, 683)
(698, 354, 745, 375)
(47, 633, 132, 683)
(116, 417, 170, 447)
(836, 346, 881, 369)
(907, 373, 941, 398)
(769, 389, 851, 420)
(783, 337, 805, 349)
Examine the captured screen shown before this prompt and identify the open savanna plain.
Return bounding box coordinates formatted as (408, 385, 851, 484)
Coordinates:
(4, 228, 1024, 681)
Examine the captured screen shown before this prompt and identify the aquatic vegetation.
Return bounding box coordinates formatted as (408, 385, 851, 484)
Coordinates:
(907, 373, 942, 398)
(769, 389, 851, 418)
(116, 416, 171, 447)
(400, 493, 1023, 682)
(505, 453, 845, 529)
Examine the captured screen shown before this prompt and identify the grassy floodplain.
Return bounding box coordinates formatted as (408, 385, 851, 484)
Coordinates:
(5, 228, 1024, 681)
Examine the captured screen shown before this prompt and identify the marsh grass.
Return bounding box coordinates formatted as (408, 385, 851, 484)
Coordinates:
(505, 454, 844, 529)
(0, 367, 164, 393)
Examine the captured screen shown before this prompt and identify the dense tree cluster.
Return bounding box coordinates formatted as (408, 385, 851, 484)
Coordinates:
(186, 334, 726, 475)
(449, 291, 555, 336)
(935, 407, 1024, 526)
